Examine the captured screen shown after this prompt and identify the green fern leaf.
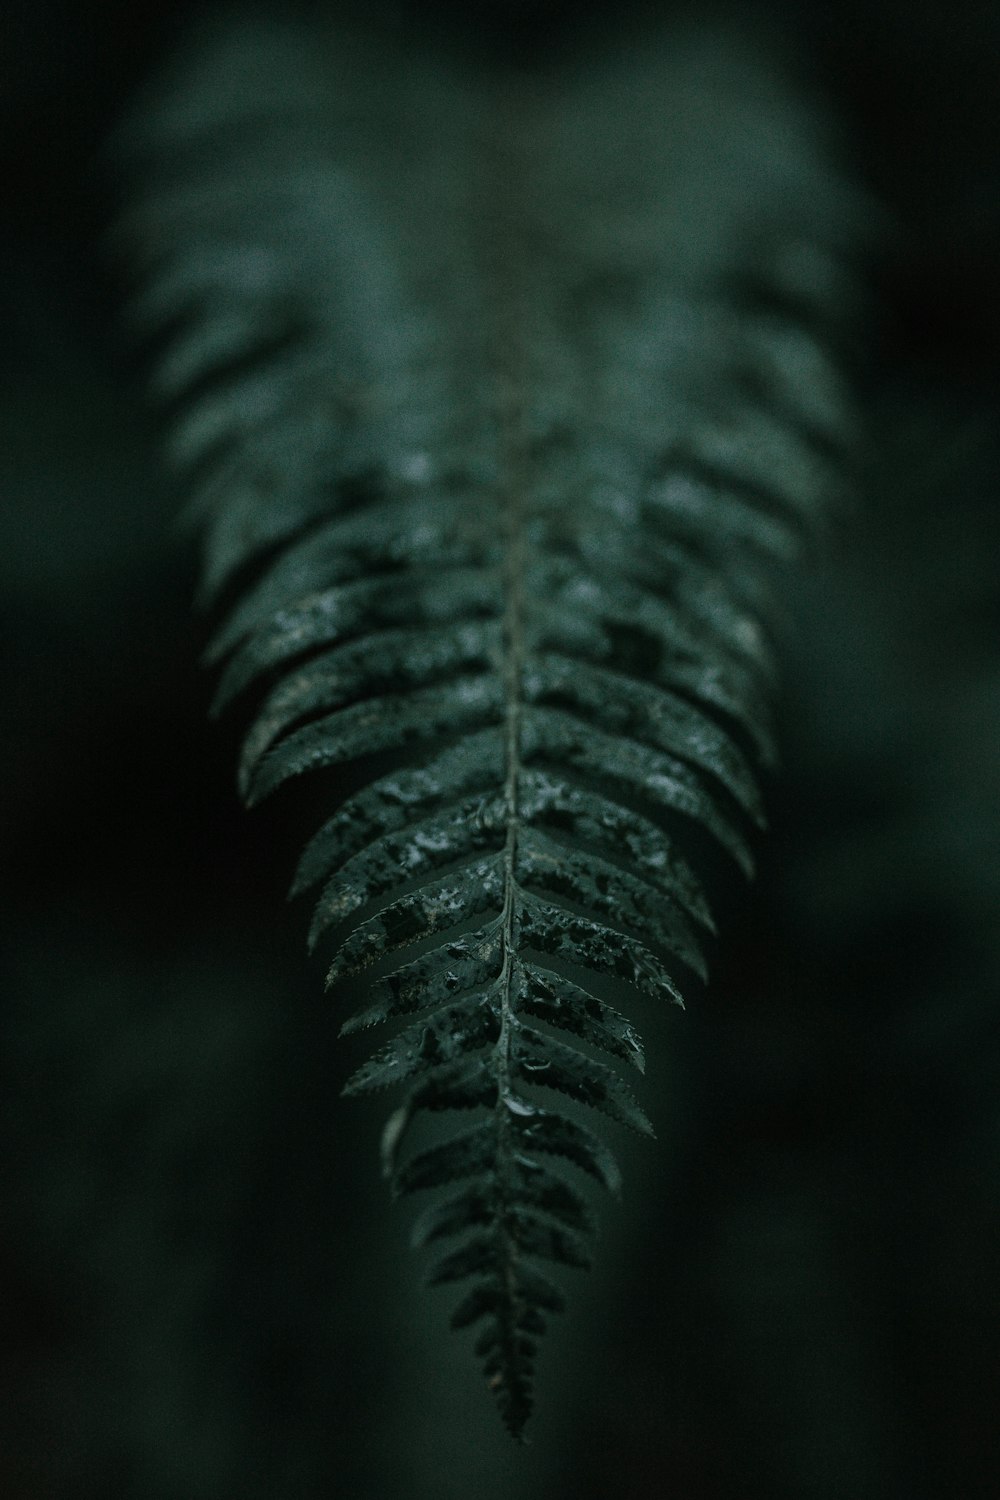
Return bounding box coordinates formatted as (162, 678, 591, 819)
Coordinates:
(119, 14, 860, 1437)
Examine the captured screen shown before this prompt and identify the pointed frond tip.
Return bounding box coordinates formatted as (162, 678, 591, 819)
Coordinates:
(123, 9, 863, 1436)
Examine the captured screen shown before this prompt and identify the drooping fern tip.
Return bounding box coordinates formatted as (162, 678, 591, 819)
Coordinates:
(117, 11, 862, 1437)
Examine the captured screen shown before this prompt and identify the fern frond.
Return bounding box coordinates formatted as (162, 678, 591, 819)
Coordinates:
(120, 15, 859, 1436)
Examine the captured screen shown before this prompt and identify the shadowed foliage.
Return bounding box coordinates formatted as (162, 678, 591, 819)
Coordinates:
(117, 13, 861, 1433)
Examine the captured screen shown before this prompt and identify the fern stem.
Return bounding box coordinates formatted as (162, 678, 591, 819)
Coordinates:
(491, 97, 535, 1429)
(496, 354, 527, 1104)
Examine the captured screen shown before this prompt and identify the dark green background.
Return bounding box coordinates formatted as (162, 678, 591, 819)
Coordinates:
(2, 2, 998, 1495)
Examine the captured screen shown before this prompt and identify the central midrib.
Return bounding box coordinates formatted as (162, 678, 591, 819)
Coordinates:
(485, 76, 539, 1376)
